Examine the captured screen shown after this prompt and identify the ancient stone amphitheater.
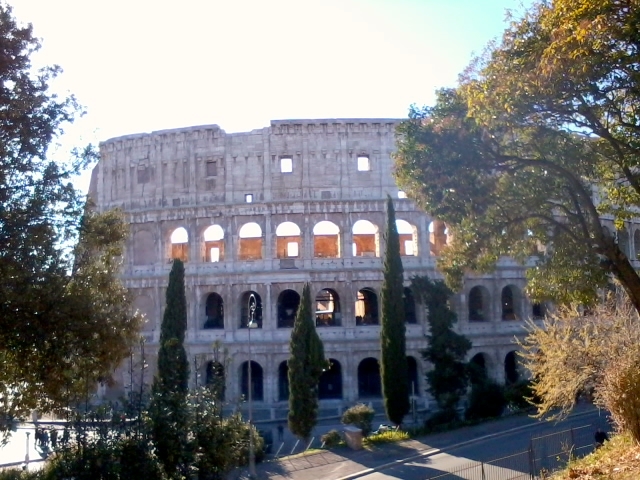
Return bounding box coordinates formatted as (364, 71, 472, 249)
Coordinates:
(91, 119, 548, 417)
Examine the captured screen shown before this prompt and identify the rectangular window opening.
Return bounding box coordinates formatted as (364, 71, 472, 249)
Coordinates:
(398, 190, 407, 199)
(287, 242, 299, 257)
(404, 240, 414, 256)
(210, 247, 220, 263)
(206, 161, 217, 177)
(245, 194, 253, 203)
(280, 157, 293, 173)
(357, 156, 370, 172)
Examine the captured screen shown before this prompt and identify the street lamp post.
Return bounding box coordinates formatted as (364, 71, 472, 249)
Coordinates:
(247, 293, 257, 478)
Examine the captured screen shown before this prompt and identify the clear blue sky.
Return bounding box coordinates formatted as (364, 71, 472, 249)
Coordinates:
(9, 0, 530, 188)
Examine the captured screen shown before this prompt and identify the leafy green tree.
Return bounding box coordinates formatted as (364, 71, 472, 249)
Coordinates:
(412, 276, 471, 418)
(380, 195, 410, 426)
(288, 283, 326, 442)
(149, 259, 190, 477)
(0, 5, 140, 440)
(394, 0, 640, 313)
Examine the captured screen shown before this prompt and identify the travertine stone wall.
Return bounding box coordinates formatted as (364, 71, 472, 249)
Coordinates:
(93, 119, 534, 411)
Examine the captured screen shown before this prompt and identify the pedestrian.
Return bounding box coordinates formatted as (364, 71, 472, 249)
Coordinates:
(277, 424, 284, 442)
(34, 428, 41, 448)
(594, 428, 609, 449)
(42, 429, 49, 450)
(61, 427, 70, 447)
(50, 428, 58, 450)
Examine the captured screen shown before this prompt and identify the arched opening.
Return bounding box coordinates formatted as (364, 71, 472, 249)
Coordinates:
(240, 361, 263, 401)
(469, 353, 489, 383)
(352, 220, 379, 257)
(429, 220, 448, 256)
(532, 302, 546, 319)
(239, 291, 262, 328)
(313, 221, 340, 258)
(319, 359, 343, 399)
(634, 229, 640, 260)
(618, 228, 630, 257)
(238, 222, 262, 261)
(407, 356, 419, 397)
(170, 227, 189, 262)
(203, 225, 224, 262)
(278, 361, 289, 401)
(504, 351, 520, 385)
(469, 286, 490, 322)
(132, 294, 154, 332)
(501, 285, 520, 320)
(277, 289, 301, 328)
(276, 221, 301, 258)
(404, 287, 417, 324)
(355, 288, 379, 325)
(316, 288, 341, 327)
(358, 358, 381, 398)
(396, 219, 418, 256)
(205, 361, 225, 400)
(203, 292, 224, 329)
(133, 230, 154, 265)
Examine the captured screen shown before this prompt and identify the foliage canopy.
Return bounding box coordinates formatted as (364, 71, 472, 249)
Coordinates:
(394, 0, 640, 312)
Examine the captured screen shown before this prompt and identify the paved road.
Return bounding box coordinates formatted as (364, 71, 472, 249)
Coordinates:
(356, 409, 610, 479)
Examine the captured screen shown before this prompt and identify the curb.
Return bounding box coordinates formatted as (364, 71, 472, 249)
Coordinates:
(335, 408, 600, 480)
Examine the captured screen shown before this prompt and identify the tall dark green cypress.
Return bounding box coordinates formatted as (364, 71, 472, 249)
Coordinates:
(380, 195, 410, 426)
(288, 283, 326, 442)
(149, 259, 190, 477)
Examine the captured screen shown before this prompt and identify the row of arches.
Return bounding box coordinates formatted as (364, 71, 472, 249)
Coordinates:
(200, 351, 522, 402)
(133, 219, 453, 265)
(469, 285, 545, 322)
(201, 287, 417, 329)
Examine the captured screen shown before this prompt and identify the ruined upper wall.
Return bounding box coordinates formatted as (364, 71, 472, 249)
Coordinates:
(93, 119, 404, 211)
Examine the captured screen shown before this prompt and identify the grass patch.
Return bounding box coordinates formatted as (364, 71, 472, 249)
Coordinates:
(552, 432, 640, 479)
(364, 430, 410, 447)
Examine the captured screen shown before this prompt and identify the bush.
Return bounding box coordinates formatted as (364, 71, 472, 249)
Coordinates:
(504, 380, 535, 411)
(424, 408, 459, 430)
(465, 380, 506, 421)
(364, 430, 409, 446)
(341, 403, 375, 436)
(321, 429, 342, 448)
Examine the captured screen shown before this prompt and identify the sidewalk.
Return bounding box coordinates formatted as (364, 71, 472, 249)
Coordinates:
(229, 404, 601, 480)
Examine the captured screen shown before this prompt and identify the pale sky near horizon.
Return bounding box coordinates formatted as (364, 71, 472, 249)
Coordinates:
(8, 0, 530, 190)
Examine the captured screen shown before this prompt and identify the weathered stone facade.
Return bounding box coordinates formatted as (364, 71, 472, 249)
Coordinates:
(92, 119, 547, 416)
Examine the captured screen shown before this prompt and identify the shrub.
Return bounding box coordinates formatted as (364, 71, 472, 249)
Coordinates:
(465, 380, 506, 421)
(364, 430, 409, 446)
(342, 403, 375, 436)
(424, 408, 459, 430)
(321, 429, 342, 448)
(504, 380, 535, 411)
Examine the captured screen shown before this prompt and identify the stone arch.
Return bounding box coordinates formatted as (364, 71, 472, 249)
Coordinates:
(396, 219, 418, 256)
(277, 289, 301, 328)
(429, 220, 449, 256)
(634, 229, 640, 260)
(313, 221, 340, 258)
(170, 226, 189, 262)
(404, 287, 417, 324)
(352, 220, 380, 257)
(240, 360, 263, 401)
(203, 292, 224, 329)
(469, 286, 490, 322)
(469, 352, 491, 382)
(239, 291, 262, 328)
(316, 288, 341, 327)
(205, 361, 225, 400)
(319, 359, 343, 399)
(133, 230, 154, 265)
(238, 222, 262, 260)
(532, 301, 546, 319)
(407, 356, 419, 396)
(501, 285, 521, 321)
(357, 357, 381, 398)
(355, 288, 379, 325)
(278, 361, 289, 401)
(275, 221, 301, 258)
(203, 224, 224, 262)
(504, 351, 520, 384)
(132, 294, 154, 332)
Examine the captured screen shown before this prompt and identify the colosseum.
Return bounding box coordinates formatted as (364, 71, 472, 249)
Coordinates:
(91, 118, 544, 418)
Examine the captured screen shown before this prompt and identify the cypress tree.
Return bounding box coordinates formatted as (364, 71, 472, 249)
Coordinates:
(288, 283, 326, 442)
(380, 195, 410, 426)
(412, 275, 471, 418)
(149, 259, 190, 477)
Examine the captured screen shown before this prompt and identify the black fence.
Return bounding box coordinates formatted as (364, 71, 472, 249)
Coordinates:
(426, 424, 595, 480)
